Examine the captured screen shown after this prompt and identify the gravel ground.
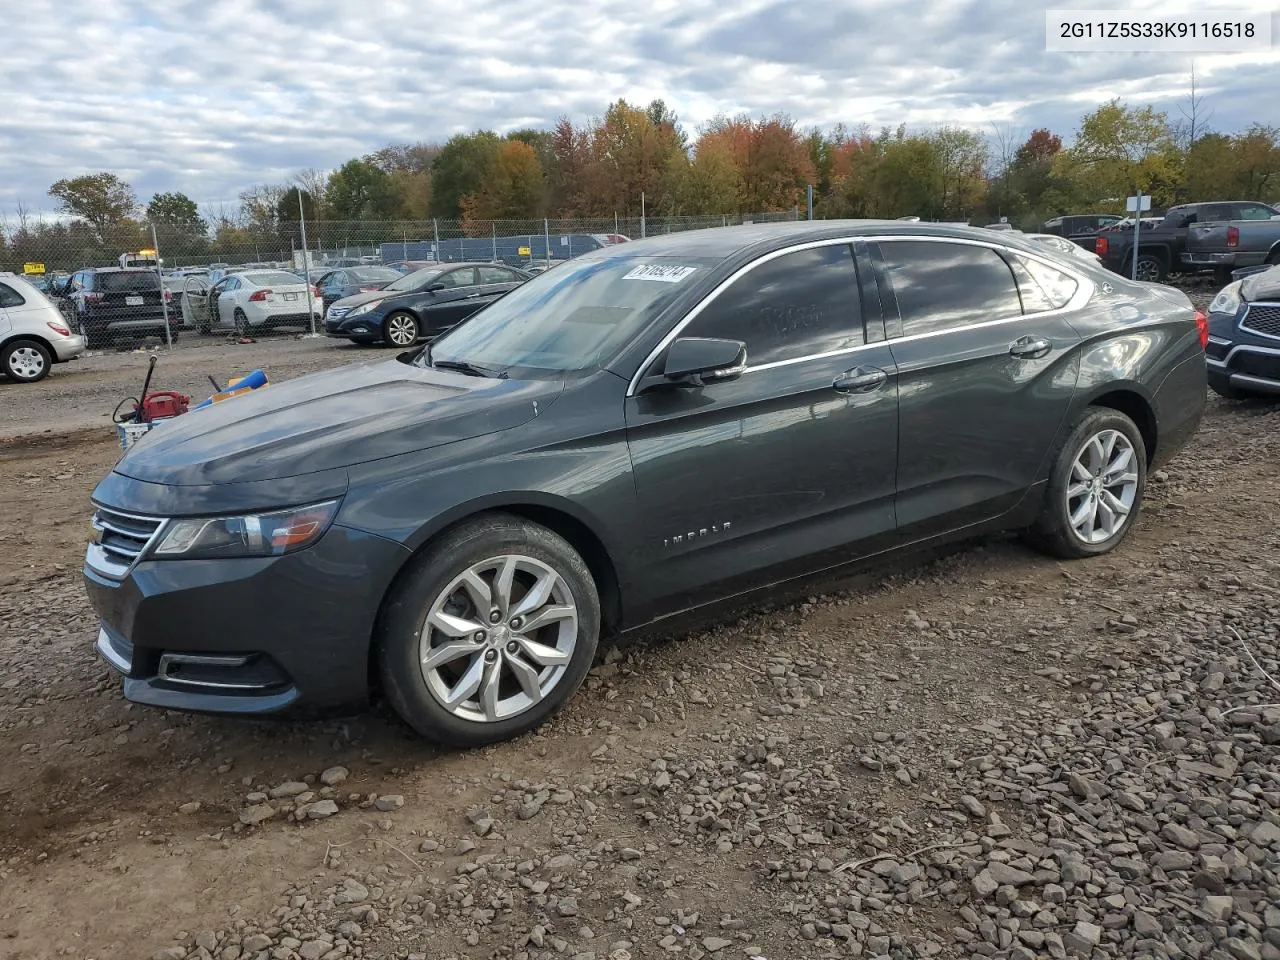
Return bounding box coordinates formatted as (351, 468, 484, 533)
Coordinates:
(2, 280, 1277, 960)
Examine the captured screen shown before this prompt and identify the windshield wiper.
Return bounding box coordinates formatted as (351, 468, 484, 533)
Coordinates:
(431, 358, 508, 379)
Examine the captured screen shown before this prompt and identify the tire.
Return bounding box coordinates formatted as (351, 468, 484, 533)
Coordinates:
(233, 309, 249, 338)
(1135, 255, 1165, 283)
(1025, 407, 1147, 559)
(382, 311, 420, 348)
(377, 513, 600, 747)
(1, 339, 52, 384)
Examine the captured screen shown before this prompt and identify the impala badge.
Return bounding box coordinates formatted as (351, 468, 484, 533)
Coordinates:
(664, 522, 730, 548)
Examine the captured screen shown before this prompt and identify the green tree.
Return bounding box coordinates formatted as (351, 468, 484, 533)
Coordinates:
(1183, 133, 1235, 201)
(1059, 100, 1180, 207)
(146, 191, 208, 258)
(869, 129, 943, 218)
(429, 132, 503, 219)
(326, 160, 401, 220)
(48, 173, 137, 240)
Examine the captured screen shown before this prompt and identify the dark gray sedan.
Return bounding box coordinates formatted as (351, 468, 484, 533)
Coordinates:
(84, 221, 1206, 746)
(314, 266, 402, 313)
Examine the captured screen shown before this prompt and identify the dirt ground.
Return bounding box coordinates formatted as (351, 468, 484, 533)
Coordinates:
(1, 298, 1278, 960)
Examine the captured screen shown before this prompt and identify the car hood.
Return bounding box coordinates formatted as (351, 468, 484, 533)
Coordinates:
(1242, 265, 1280, 302)
(332, 289, 408, 310)
(114, 359, 564, 485)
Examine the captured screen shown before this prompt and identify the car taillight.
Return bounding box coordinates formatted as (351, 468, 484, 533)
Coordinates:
(46, 321, 71, 337)
(311, 286, 322, 298)
(163, 289, 173, 302)
(1195, 310, 1209, 349)
(248, 289, 271, 302)
(1227, 226, 1239, 248)
(1096, 235, 1109, 257)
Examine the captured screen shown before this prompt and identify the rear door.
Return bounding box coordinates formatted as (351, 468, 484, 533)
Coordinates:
(100, 270, 163, 321)
(625, 241, 900, 610)
(873, 237, 1084, 539)
(0, 280, 19, 336)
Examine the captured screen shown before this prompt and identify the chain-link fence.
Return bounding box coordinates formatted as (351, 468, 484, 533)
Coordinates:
(1, 211, 801, 280)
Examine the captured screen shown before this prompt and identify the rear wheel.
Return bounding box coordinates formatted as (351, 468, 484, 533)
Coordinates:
(377, 514, 600, 747)
(1, 339, 52, 383)
(383, 311, 420, 348)
(80, 317, 110, 351)
(1025, 407, 1147, 559)
(1135, 255, 1165, 283)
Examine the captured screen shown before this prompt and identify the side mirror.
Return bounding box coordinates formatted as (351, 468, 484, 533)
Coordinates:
(659, 337, 747, 387)
(425, 282, 446, 293)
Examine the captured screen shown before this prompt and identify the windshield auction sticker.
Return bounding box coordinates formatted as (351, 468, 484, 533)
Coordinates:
(622, 264, 699, 283)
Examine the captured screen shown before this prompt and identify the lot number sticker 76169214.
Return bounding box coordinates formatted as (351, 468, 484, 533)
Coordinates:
(622, 264, 699, 283)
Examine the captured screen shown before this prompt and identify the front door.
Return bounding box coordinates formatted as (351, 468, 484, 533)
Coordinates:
(625, 242, 900, 612)
(871, 237, 1083, 540)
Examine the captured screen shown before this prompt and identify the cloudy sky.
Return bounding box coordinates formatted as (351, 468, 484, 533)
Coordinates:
(4, 0, 1278, 218)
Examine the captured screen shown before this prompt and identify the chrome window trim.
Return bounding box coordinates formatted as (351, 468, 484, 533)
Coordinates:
(624, 233, 1095, 397)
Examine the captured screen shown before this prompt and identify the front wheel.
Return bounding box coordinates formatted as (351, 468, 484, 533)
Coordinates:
(377, 514, 600, 747)
(1, 339, 52, 383)
(1025, 407, 1147, 559)
(233, 309, 249, 338)
(383, 311, 420, 348)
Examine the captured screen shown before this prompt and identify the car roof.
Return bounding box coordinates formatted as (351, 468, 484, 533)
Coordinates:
(573, 220, 1054, 263)
(84, 266, 156, 273)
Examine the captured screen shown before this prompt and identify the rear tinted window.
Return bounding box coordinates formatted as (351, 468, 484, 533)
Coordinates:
(881, 240, 1023, 337)
(0, 282, 26, 307)
(96, 272, 160, 292)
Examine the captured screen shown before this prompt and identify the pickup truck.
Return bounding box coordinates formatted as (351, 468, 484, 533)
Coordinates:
(1184, 204, 1280, 275)
(1094, 200, 1278, 283)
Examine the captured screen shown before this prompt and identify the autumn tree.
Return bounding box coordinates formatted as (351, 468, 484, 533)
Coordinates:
(693, 114, 814, 214)
(48, 173, 137, 240)
(460, 140, 545, 224)
(579, 100, 690, 217)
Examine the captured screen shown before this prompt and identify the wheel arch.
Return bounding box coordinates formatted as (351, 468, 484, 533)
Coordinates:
(1, 332, 57, 358)
(1083, 386, 1158, 465)
(366, 496, 624, 695)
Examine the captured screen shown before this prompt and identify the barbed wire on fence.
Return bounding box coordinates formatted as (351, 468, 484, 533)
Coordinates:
(0, 211, 801, 275)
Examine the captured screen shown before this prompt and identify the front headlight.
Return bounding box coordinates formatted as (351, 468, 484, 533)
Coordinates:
(1208, 282, 1242, 316)
(346, 299, 384, 318)
(152, 500, 340, 560)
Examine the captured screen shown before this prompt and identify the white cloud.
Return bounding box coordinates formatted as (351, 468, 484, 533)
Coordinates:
(2, 0, 1277, 217)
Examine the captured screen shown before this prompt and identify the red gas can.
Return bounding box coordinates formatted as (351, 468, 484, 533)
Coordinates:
(141, 390, 191, 421)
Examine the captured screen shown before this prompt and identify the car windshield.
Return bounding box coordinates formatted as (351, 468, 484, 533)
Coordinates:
(421, 255, 718, 377)
(99, 271, 160, 292)
(348, 267, 399, 283)
(384, 266, 447, 292)
(245, 271, 305, 286)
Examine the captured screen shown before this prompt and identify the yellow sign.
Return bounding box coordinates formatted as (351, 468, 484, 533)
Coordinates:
(517, 246, 531, 256)
(139, 248, 157, 256)
(23, 262, 46, 275)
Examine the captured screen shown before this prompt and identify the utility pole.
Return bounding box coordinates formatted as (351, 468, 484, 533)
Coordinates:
(299, 191, 317, 335)
(150, 223, 173, 349)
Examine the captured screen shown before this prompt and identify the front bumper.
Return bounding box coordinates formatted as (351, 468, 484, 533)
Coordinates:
(324, 313, 384, 339)
(84, 522, 412, 716)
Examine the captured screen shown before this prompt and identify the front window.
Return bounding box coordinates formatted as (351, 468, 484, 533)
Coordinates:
(384, 266, 447, 292)
(348, 267, 399, 283)
(422, 255, 718, 377)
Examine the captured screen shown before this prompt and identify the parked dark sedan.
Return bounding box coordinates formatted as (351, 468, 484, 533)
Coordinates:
(84, 222, 1207, 746)
(1204, 264, 1280, 399)
(324, 262, 530, 347)
(315, 266, 401, 312)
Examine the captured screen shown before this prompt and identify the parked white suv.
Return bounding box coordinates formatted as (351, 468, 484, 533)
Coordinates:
(0, 272, 86, 383)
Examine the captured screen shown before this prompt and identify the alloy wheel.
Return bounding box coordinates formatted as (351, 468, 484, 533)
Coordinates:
(387, 315, 418, 346)
(1066, 429, 1139, 544)
(1135, 259, 1161, 283)
(418, 554, 578, 723)
(7, 346, 47, 380)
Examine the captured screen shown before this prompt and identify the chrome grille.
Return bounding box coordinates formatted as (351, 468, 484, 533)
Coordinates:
(88, 506, 166, 577)
(327, 306, 351, 320)
(1241, 303, 1280, 340)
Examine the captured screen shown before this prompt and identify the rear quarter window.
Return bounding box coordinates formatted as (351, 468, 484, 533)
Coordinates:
(0, 282, 26, 308)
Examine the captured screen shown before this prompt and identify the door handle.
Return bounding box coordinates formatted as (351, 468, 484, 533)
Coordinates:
(1009, 336, 1052, 360)
(833, 366, 888, 394)
(465, 292, 482, 298)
